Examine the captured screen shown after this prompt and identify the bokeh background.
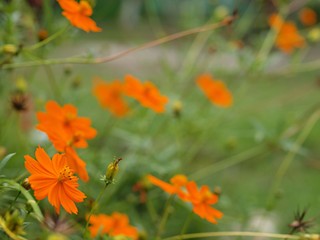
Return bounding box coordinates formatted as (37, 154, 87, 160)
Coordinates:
(1, 0, 320, 239)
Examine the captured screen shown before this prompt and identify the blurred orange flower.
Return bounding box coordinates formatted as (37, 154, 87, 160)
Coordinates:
(24, 147, 86, 214)
(93, 78, 130, 117)
(35, 125, 89, 182)
(299, 8, 317, 26)
(37, 100, 97, 150)
(89, 212, 138, 239)
(180, 181, 223, 224)
(269, 14, 305, 53)
(124, 75, 169, 113)
(149, 174, 223, 224)
(65, 146, 89, 182)
(57, 0, 102, 32)
(147, 174, 188, 195)
(37, 101, 96, 181)
(268, 14, 284, 29)
(196, 74, 233, 108)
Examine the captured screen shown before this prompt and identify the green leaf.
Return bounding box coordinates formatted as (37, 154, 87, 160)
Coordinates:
(0, 153, 16, 171)
(0, 179, 43, 222)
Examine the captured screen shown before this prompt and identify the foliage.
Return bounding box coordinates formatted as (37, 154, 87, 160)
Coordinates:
(0, 0, 320, 239)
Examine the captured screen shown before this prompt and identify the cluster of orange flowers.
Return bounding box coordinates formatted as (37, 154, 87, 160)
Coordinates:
(24, 101, 96, 214)
(148, 174, 223, 224)
(269, 14, 305, 53)
(36, 101, 96, 182)
(94, 73, 233, 117)
(93, 75, 169, 116)
(57, 0, 101, 32)
(89, 212, 138, 239)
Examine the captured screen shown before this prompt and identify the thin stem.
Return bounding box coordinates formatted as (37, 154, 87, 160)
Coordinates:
(156, 195, 175, 240)
(249, 8, 287, 72)
(24, 25, 70, 51)
(266, 109, 320, 210)
(43, 65, 62, 100)
(83, 183, 110, 238)
(179, 211, 193, 237)
(189, 145, 266, 180)
(146, 196, 159, 224)
(162, 231, 300, 240)
(9, 191, 21, 210)
(0, 179, 43, 222)
(2, 15, 236, 70)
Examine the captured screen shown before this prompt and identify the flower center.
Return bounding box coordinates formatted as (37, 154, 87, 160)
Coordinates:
(58, 166, 74, 182)
(200, 191, 213, 203)
(79, 1, 92, 16)
(63, 113, 75, 128)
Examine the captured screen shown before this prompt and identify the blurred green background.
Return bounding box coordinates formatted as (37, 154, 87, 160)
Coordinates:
(0, 0, 320, 239)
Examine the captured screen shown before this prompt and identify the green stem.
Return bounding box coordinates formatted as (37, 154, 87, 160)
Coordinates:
(146, 196, 159, 224)
(24, 25, 70, 51)
(83, 183, 110, 238)
(179, 211, 193, 237)
(156, 195, 175, 240)
(249, 9, 287, 72)
(9, 191, 21, 210)
(43, 65, 61, 100)
(0, 179, 43, 222)
(266, 109, 320, 209)
(189, 145, 265, 180)
(162, 231, 300, 240)
(2, 15, 236, 70)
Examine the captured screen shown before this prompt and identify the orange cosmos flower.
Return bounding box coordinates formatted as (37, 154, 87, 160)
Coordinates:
(38, 127, 89, 182)
(37, 100, 97, 150)
(269, 14, 305, 53)
(24, 146, 86, 214)
(64, 146, 89, 182)
(180, 181, 223, 224)
(268, 13, 284, 30)
(124, 75, 169, 113)
(196, 74, 233, 108)
(92, 78, 130, 117)
(147, 174, 188, 195)
(89, 212, 138, 239)
(299, 8, 317, 26)
(57, 0, 102, 32)
(149, 174, 223, 224)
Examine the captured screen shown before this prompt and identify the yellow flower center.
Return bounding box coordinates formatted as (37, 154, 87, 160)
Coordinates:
(200, 191, 213, 203)
(58, 166, 74, 182)
(64, 113, 75, 127)
(79, 1, 92, 16)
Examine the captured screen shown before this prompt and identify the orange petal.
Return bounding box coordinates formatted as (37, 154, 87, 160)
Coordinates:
(147, 175, 176, 194)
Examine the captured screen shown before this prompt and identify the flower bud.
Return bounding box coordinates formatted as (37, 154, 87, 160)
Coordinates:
(21, 178, 31, 190)
(2, 44, 17, 55)
(104, 158, 122, 184)
(172, 100, 182, 118)
(38, 29, 48, 42)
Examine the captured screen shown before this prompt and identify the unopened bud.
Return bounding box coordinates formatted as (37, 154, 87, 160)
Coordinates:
(172, 100, 182, 118)
(15, 77, 28, 92)
(38, 29, 48, 42)
(308, 28, 320, 42)
(104, 158, 122, 184)
(21, 178, 31, 190)
(47, 233, 69, 240)
(213, 186, 222, 196)
(2, 44, 17, 54)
